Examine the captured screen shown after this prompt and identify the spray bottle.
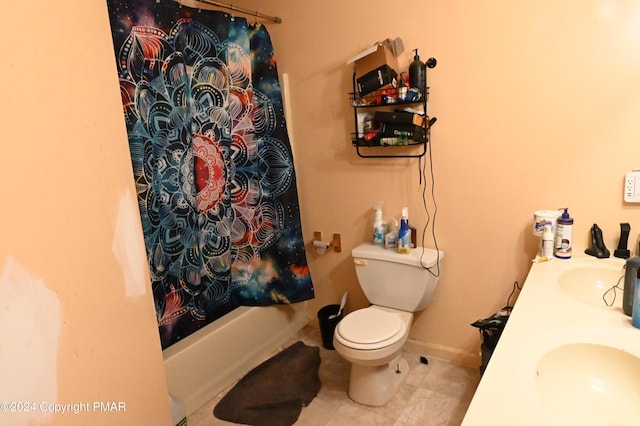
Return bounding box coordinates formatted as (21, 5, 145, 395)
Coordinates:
(554, 208, 573, 259)
(384, 217, 399, 249)
(398, 207, 411, 254)
(373, 202, 387, 246)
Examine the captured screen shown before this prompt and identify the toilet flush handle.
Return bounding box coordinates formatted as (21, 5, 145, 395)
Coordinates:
(354, 258, 367, 266)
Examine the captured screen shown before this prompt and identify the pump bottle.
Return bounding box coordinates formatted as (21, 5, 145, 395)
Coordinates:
(409, 49, 425, 91)
(554, 208, 573, 259)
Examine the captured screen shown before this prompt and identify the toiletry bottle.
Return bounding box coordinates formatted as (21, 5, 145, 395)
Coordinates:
(373, 202, 387, 246)
(553, 208, 573, 259)
(623, 257, 640, 316)
(633, 272, 640, 328)
(398, 73, 408, 101)
(410, 226, 417, 248)
(398, 207, 411, 254)
(384, 217, 399, 249)
(409, 49, 425, 91)
(169, 394, 187, 426)
(542, 224, 554, 258)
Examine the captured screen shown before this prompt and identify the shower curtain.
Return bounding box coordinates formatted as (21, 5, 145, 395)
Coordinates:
(106, 0, 314, 349)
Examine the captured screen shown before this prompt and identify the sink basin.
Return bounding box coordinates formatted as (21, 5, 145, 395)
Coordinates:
(558, 265, 624, 308)
(536, 343, 640, 424)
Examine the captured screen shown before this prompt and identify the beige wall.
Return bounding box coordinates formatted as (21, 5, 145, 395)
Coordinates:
(239, 0, 640, 364)
(0, 1, 171, 425)
(2, 1, 639, 422)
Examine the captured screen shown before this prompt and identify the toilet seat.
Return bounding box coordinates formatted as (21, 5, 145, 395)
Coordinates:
(335, 308, 407, 350)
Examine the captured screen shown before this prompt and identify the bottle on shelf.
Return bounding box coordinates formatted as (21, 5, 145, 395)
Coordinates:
(409, 49, 425, 91)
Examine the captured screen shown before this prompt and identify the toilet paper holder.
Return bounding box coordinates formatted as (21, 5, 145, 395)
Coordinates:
(312, 232, 342, 254)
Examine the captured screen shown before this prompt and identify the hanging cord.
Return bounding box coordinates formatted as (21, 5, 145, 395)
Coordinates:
(418, 121, 441, 277)
(506, 281, 522, 309)
(602, 274, 625, 307)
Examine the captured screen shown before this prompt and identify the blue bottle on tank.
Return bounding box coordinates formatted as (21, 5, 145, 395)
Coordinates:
(398, 207, 411, 254)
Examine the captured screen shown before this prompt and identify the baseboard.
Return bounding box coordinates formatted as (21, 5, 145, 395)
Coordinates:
(403, 338, 481, 368)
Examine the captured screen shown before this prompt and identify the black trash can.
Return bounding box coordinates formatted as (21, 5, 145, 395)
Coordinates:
(317, 304, 343, 350)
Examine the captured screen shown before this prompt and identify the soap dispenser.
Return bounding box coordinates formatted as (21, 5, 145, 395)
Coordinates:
(553, 208, 573, 259)
(409, 49, 425, 91)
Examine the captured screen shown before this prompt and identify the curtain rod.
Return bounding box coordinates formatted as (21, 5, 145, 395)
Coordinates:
(194, 0, 282, 23)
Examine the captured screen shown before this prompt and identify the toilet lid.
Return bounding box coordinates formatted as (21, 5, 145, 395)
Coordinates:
(337, 308, 403, 345)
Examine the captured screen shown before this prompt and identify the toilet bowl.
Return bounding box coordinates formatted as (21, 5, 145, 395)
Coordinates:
(332, 242, 444, 406)
(334, 306, 411, 364)
(333, 306, 413, 406)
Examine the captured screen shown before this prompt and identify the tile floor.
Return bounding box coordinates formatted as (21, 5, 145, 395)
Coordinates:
(188, 326, 481, 426)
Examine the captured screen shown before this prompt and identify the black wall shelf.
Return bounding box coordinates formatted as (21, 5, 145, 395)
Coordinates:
(350, 57, 436, 159)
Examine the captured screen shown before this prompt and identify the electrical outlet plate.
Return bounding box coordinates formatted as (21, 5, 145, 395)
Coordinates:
(624, 171, 640, 203)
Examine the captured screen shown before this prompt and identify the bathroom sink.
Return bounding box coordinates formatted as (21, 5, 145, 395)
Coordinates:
(558, 265, 624, 308)
(536, 343, 640, 424)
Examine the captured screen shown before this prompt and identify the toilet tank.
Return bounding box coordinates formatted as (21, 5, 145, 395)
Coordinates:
(352, 243, 445, 312)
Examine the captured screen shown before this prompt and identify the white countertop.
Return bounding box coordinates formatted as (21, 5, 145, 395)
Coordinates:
(461, 249, 640, 425)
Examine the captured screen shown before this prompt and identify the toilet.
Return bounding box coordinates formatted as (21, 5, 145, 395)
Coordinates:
(333, 242, 444, 406)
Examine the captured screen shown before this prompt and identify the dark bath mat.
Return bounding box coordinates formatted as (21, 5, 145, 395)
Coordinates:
(213, 341, 321, 426)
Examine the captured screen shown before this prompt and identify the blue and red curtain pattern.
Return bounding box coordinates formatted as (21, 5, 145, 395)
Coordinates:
(106, 0, 313, 349)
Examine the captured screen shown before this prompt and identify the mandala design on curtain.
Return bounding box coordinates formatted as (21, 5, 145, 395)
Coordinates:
(107, 0, 313, 349)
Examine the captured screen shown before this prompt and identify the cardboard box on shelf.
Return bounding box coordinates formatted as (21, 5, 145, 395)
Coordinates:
(347, 38, 404, 80)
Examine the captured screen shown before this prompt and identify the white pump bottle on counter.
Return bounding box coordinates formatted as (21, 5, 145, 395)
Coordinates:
(554, 208, 573, 259)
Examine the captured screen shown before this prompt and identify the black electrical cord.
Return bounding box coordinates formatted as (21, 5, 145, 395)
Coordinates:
(602, 274, 625, 307)
(506, 281, 522, 309)
(418, 119, 441, 277)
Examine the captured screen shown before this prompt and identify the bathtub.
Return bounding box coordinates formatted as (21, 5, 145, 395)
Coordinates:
(163, 303, 308, 415)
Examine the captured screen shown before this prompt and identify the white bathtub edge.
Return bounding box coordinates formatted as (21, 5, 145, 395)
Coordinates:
(163, 303, 308, 415)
